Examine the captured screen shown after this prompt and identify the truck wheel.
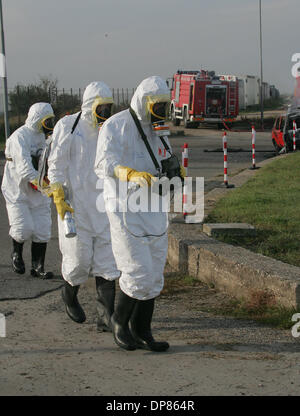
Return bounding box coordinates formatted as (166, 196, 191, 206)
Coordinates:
(272, 139, 281, 154)
(183, 110, 190, 128)
(171, 106, 180, 126)
(284, 134, 293, 152)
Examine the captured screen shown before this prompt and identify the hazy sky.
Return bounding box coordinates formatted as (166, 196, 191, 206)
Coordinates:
(2, 0, 300, 94)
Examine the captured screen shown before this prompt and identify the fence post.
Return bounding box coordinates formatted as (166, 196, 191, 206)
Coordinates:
(62, 88, 65, 109)
(17, 85, 20, 125)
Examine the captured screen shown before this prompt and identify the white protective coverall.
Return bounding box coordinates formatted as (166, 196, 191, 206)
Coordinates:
(95, 76, 171, 300)
(1, 103, 53, 243)
(47, 82, 120, 286)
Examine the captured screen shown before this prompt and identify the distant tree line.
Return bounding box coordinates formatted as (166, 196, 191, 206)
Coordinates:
(0, 76, 134, 142)
(9, 76, 81, 120)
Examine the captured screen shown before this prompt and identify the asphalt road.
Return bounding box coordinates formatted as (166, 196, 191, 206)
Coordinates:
(169, 126, 275, 192)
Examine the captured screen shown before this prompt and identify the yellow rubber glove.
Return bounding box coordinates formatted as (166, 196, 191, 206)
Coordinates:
(46, 182, 74, 220)
(114, 165, 154, 187)
(180, 165, 186, 178)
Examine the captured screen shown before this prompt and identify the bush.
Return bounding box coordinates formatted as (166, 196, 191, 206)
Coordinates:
(0, 117, 25, 144)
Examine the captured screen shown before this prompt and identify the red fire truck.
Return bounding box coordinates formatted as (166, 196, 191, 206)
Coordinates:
(169, 70, 239, 128)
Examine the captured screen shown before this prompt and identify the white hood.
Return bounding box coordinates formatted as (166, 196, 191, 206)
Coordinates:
(130, 76, 170, 123)
(81, 81, 113, 125)
(25, 102, 54, 132)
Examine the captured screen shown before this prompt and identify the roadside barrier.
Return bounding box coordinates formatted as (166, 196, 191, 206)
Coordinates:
(293, 121, 297, 151)
(182, 143, 188, 218)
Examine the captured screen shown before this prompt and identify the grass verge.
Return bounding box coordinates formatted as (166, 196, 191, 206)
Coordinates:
(202, 290, 297, 330)
(161, 273, 202, 296)
(206, 152, 300, 267)
(162, 273, 296, 329)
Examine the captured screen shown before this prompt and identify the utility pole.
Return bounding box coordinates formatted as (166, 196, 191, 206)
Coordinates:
(0, 0, 9, 139)
(259, 0, 264, 129)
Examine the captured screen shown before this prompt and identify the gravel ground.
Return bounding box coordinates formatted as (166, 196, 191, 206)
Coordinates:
(1, 272, 300, 396)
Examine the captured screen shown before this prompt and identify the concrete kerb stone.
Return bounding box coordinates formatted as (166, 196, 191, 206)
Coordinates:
(167, 153, 300, 309)
(202, 223, 256, 238)
(186, 234, 300, 309)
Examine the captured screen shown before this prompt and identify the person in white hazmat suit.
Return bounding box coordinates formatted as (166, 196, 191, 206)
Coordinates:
(1, 102, 55, 279)
(95, 76, 185, 352)
(47, 82, 120, 328)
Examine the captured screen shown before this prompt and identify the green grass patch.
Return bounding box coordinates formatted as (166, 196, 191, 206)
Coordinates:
(205, 290, 297, 329)
(206, 152, 300, 267)
(161, 274, 202, 296)
(162, 273, 295, 329)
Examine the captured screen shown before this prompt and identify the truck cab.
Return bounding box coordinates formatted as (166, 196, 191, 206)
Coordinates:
(170, 70, 239, 128)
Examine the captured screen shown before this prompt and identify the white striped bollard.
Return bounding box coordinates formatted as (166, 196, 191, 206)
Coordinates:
(293, 120, 297, 151)
(182, 143, 188, 218)
(222, 132, 234, 188)
(252, 126, 256, 169)
(223, 132, 228, 186)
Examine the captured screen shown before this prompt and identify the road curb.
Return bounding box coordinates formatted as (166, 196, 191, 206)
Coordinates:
(167, 153, 300, 309)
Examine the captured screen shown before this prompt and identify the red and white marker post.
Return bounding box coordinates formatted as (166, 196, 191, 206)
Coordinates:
(182, 143, 188, 218)
(293, 120, 297, 151)
(222, 132, 234, 188)
(251, 126, 256, 169)
(223, 132, 228, 186)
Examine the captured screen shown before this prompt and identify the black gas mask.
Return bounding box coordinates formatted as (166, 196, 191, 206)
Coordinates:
(41, 116, 55, 136)
(95, 104, 113, 124)
(149, 101, 169, 123)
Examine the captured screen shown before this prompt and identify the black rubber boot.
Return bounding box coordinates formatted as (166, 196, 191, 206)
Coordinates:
(111, 290, 137, 351)
(130, 298, 169, 352)
(30, 242, 53, 279)
(95, 276, 115, 332)
(61, 281, 86, 323)
(11, 239, 25, 274)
